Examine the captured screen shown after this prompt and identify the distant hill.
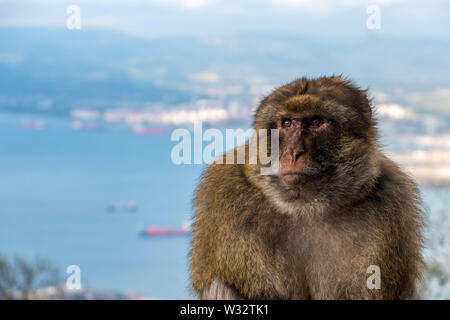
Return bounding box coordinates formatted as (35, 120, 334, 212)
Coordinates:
(1, 27, 449, 117)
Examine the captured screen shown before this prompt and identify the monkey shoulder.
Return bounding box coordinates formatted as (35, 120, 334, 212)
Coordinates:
(194, 162, 269, 221)
(369, 156, 422, 212)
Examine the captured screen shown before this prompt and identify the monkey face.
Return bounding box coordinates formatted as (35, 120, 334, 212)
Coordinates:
(252, 77, 377, 206)
(276, 110, 338, 189)
(269, 96, 344, 198)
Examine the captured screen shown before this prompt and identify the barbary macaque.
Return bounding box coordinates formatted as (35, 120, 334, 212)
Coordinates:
(190, 76, 424, 299)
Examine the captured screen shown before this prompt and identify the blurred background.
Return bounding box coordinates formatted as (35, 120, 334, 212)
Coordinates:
(0, 0, 449, 299)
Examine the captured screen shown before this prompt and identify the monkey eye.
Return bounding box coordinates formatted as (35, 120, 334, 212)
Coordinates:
(309, 117, 324, 128)
(282, 118, 292, 128)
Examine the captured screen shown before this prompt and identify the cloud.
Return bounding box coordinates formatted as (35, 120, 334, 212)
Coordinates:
(268, 0, 407, 13)
(390, 150, 450, 185)
(406, 88, 450, 116)
(0, 0, 445, 37)
(152, 0, 216, 8)
(375, 103, 417, 119)
(188, 72, 220, 83)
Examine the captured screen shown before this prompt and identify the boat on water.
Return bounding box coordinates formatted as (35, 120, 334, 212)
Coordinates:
(105, 201, 138, 213)
(139, 221, 191, 237)
(132, 126, 166, 136)
(72, 121, 99, 131)
(19, 121, 46, 131)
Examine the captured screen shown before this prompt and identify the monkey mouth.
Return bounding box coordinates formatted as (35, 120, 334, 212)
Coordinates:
(280, 166, 333, 187)
(281, 173, 309, 186)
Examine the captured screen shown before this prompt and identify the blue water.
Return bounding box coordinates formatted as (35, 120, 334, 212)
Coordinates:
(0, 114, 203, 299)
(1, 113, 448, 299)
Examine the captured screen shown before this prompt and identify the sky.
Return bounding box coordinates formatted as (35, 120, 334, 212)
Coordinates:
(0, 0, 449, 38)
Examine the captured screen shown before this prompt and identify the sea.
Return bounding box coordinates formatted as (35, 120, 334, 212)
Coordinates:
(0, 113, 448, 299)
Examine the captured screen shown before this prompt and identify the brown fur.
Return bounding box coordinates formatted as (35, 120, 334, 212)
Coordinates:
(190, 76, 424, 300)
